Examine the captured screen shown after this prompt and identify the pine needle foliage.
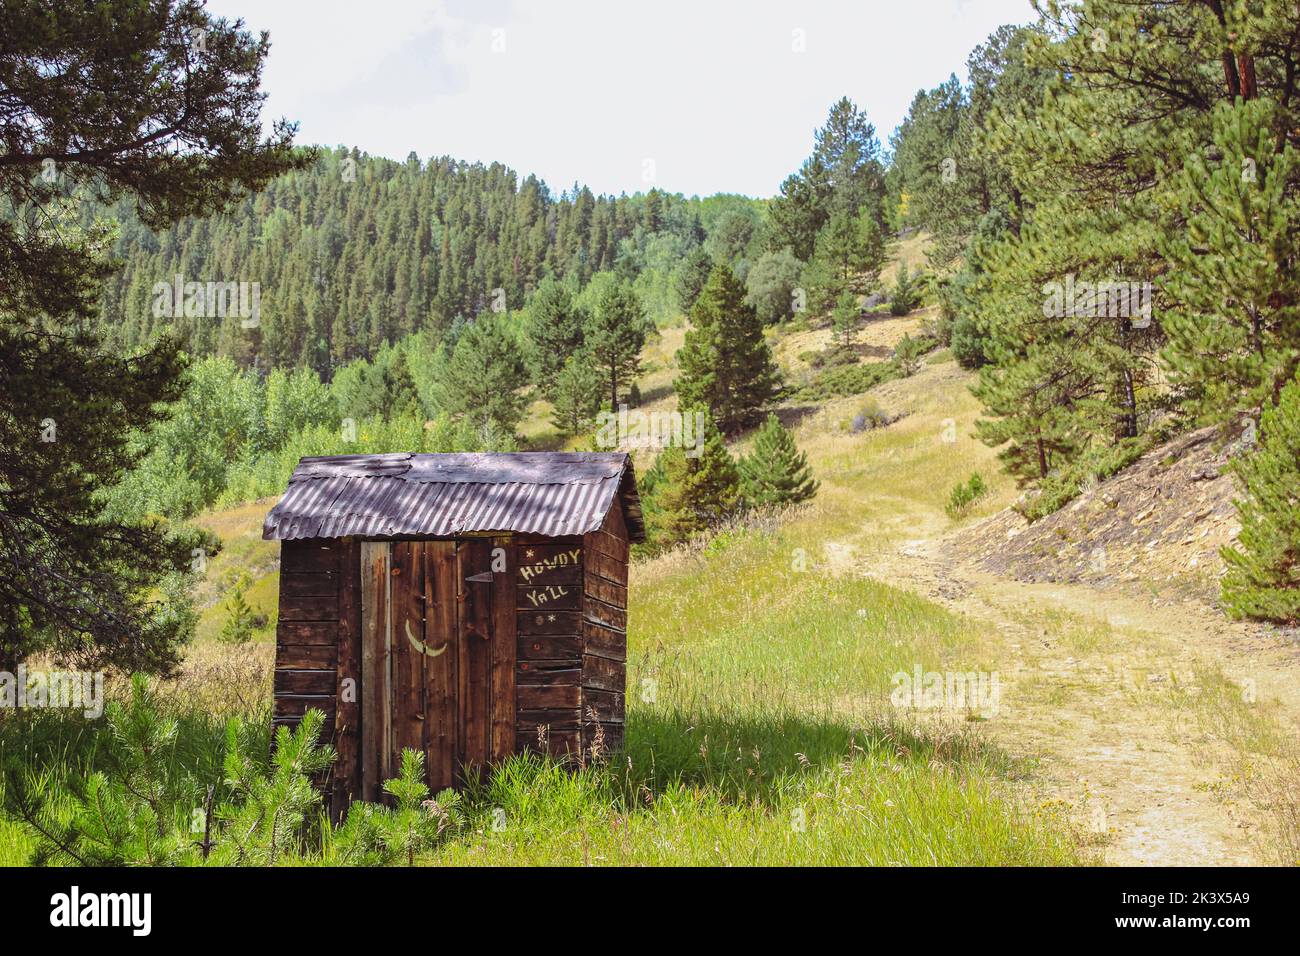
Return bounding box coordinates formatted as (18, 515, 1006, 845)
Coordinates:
(675, 264, 780, 435)
(647, 411, 743, 547)
(1221, 373, 1300, 622)
(739, 413, 819, 508)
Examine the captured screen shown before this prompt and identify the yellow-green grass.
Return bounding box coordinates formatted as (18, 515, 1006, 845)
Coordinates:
(192, 499, 280, 643)
(412, 510, 1083, 865)
(1154, 662, 1300, 864)
(0, 248, 1091, 865)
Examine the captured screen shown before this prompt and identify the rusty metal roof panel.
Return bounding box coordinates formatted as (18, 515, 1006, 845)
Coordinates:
(263, 451, 644, 543)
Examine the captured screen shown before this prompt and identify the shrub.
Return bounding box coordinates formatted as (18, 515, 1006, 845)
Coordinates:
(1222, 376, 1300, 622)
(851, 398, 896, 432)
(0, 675, 468, 867)
(945, 472, 989, 519)
(1015, 438, 1149, 522)
(808, 345, 859, 370)
(791, 360, 900, 402)
(889, 264, 925, 316)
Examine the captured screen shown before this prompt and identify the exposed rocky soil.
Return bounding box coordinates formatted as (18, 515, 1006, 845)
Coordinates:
(954, 427, 1247, 608)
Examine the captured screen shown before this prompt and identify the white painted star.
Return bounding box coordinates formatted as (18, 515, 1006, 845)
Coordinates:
(547, 614, 556, 622)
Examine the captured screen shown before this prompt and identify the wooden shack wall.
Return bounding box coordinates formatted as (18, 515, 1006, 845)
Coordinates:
(273, 538, 359, 816)
(274, 514, 629, 811)
(582, 505, 628, 754)
(515, 534, 585, 758)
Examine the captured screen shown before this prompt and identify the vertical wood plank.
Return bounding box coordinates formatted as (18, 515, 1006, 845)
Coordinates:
(457, 539, 492, 780)
(381, 542, 393, 786)
(426, 540, 458, 792)
(359, 541, 385, 802)
(390, 541, 425, 774)
(490, 535, 516, 761)
(331, 538, 361, 821)
(580, 505, 628, 758)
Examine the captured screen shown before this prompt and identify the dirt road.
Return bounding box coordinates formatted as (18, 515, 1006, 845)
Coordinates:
(847, 524, 1300, 865)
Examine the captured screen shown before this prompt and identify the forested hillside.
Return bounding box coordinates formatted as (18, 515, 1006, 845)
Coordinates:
(889, 7, 1300, 518)
(90, 147, 757, 370)
(81, 97, 895, 542)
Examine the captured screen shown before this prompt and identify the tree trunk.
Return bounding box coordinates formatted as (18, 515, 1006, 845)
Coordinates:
(1118, 367, 1138, 439)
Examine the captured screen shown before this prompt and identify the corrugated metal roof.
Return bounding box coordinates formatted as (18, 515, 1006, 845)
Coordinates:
(263, 452, 645, 543)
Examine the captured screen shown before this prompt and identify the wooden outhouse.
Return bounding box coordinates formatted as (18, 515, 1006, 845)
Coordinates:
(262, 451, 643, 815)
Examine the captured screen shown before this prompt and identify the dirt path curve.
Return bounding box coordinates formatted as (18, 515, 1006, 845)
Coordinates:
(842, 520, 1300, 866)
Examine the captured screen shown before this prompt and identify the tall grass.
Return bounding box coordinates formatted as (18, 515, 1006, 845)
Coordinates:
(0, 356, 1086, 865)
(0, 515, 1083, 865)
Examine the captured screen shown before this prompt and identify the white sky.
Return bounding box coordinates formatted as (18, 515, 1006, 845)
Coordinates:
(207, 0, 1036, 198)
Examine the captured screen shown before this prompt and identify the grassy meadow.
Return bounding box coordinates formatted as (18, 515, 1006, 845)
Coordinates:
(0, 305, 1093, 866)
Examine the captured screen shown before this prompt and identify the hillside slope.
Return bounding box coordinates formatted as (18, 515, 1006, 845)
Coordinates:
(838, 368, 1300, 865)
(956, 427, 1245, 607)
(185, 241, 1300, 866)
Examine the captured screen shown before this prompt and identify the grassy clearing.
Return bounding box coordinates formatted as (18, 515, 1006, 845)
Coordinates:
(0, 262, 1090, 865)
(0, 515, 1084, 865)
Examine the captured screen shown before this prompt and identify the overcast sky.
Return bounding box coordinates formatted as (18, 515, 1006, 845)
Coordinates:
(207, 0, 1036, 198)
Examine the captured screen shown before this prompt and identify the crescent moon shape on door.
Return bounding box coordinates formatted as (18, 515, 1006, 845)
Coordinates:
(405, 618, 447, 657)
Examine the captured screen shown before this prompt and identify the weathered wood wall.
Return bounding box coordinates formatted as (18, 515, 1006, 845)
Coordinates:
(582, 504, 628, 755)
(274, 539, 343, 731)
(273, 520, 627, 814)
(515, 535, 585, 758)
(274, 538, 356, 814)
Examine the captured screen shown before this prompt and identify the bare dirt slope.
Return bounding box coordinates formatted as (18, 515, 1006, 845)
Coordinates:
(955, 426, 1247, 606)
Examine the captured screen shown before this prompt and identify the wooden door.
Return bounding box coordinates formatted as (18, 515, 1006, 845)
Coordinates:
(359, 539, 514, 800)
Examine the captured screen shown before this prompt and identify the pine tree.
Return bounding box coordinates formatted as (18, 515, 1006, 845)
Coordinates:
(428, 313, 531, 435)
(738, 413, 819, 507)
(769, 155, 831, 262)
(550, 352, 603, 437)
(1162, 99, 1300, 421)
(526, 278, 587, 396)
(584, 275, 648, 411)
(893, 332, 927, 376)
(812, 209, 884, 297)
(219, 573, 260, 645)
(675, 264, 780, 434)
(889, 263, 924, 315)
(649, 412, 742, 547)
(0, 0, 305, 672)
(1221, 371, 1300, 622)
(382, 347, 423, 419)
(674, 246, 714, 315)
(832, 290, 859, 350)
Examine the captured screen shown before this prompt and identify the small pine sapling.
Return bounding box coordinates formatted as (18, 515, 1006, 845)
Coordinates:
(215, 708, 336, 865)
(219, 571, 263, 644)
(945, 472, 989, 518)
(738, 413, 819, 508)
(890, 263, 924, 316)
